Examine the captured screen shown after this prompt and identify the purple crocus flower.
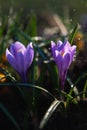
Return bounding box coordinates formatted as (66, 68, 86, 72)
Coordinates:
(6, 41, 34, 82)
(51, 40, 76, 90)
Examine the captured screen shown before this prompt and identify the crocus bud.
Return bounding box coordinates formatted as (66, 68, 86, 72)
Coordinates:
(51, 40, 76, 90)
(6, 41, 34, 82)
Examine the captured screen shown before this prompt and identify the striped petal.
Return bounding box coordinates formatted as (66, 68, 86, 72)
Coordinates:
(6, 48, 18, 71)
(24, 43, 34, 72)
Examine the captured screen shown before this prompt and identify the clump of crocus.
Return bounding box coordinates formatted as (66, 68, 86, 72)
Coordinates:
(51, 40, 76, 90)
(6, 41, 34, 82)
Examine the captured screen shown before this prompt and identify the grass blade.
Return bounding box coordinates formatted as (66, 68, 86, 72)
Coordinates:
(0, 103, 20, 130)
(74, 72, 87, 85)
(69, 24, 78, 44)
(82, 80, 87, 99)
(39, 99, 64, 129)
(0, 83, 56, 100)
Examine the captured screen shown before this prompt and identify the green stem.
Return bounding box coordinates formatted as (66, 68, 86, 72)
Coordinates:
(82, 80, 87, 99)
(0, 83, 57, 100)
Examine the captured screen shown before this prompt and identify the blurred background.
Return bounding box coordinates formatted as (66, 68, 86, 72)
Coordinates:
(0, 0, 87, 24)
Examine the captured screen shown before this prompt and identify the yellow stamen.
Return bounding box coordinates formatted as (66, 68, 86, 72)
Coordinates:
(61, 51, 64, 56)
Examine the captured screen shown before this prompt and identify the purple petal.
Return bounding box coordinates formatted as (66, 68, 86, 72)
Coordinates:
(51, 41, 56, 49)
(60, 53, 70, 89)
(10, 41, 26, 58)
(71, 45, 76, 55)
(52, 40, 64, 51)
(66, 45, 76, 64)
(51, 41, 57, 59)
(63, 53, 70, 70)
(56, 40, 64, 51)
(64, 41, 71, 48)
(51, 40, 63, 49)
(55, 53, 63, 76)
(57, 40, 63, 47)
(6, 48, 18, 71)
(61, 41, 71, 53)
(24, 42, 34, 72)
(16, 51, 24, 74)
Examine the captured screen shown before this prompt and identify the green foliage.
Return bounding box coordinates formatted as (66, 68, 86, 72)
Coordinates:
(0, 103, 20, 130)
(69, 24, 78, 44)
